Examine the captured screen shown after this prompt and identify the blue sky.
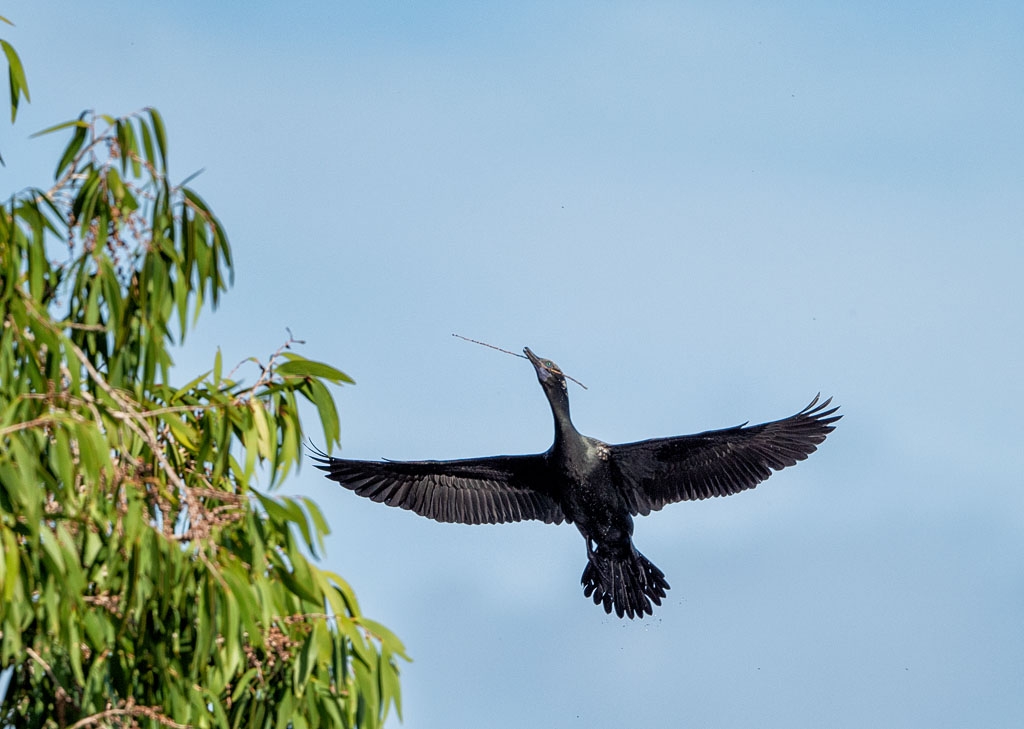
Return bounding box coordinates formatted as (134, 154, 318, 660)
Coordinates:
(6, 2, 1024, 727)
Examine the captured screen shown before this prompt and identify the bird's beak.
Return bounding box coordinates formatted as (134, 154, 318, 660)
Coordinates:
(524, 347, 559, 384)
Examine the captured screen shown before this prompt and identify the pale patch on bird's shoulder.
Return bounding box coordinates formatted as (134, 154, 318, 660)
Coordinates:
(588, 440, 612, 461)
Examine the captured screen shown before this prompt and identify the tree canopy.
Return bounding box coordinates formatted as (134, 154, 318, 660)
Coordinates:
(0, 21, 406, 729)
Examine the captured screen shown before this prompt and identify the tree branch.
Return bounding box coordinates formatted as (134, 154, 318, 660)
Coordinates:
(67, 701, 191, 729)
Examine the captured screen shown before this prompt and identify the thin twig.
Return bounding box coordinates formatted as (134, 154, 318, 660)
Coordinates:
(25, 647, 69, 696)
(452, 333, 588, 389)
(451, 333, 527, 360)
(67, 703, 191, 729)
(242, 329, 303, 396)
(0, 414, 61, 437)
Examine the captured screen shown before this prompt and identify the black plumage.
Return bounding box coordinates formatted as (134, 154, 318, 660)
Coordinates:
(312, 347, 840, 619)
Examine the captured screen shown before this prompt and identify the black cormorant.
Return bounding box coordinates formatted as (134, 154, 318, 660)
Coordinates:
(312, 348, 840, 619)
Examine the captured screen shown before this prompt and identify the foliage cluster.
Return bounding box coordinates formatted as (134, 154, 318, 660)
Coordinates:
(0, 24, 406, 729)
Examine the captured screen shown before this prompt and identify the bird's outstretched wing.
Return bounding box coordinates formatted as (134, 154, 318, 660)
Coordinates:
(309, 447, 565, 525)
(610, 395, 841, 516)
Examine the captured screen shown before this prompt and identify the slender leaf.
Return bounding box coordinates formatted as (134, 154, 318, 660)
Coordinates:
(31, 116, 89, 138)
(54, 121, 88, 179)
(277, 356, 354, 384)
(1, 39, 29, 121)
(147, 106, 167, 169)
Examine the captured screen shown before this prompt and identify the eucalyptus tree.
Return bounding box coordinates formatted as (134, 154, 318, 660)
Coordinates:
(0, 24, 405, 728)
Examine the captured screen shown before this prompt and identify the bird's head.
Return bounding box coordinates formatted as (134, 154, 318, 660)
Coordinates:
(524, 347, 567, 393)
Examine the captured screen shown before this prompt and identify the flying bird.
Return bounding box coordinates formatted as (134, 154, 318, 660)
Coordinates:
(312, 348, 840, 619)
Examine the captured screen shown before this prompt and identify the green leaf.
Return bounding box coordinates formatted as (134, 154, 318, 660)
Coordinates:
(83, 530, 103, 568)
(250, 398, 272, 460)
(242, 420, 258, 480)
(300, 496, 331, 546)
(67, 618, 85, 684)
(139, 116, 156, 170)
(274, 692, 295, 729)
(379, 647, 403, 722)
(230, 667, 260, 704)
(31, 116, 89, 139)
(278, 553, 320, 604)
(161, 412, 197, 451)
(281, 497, 317, 556)
(147, 106, 167, 169)
(1, 39, 29, 122)
(1, 528, 19, 602)
(72, 167, 102, 225)
(338, 617, 373, 668)
(277, 356, 354, 384)
(82, 608, 109, 647)
(357, 617, 410, 661)
(213, 347, 223, 385)
(302, 377, 340, 447)
(73, 422, 105, 483)
(39, 527, 66, 576)
(53, 124, 89, 181)
(253, 490, 292, 526)
(170, 368, 212, 402)
(178, 168, 205, 188)
(50, 428, 76, 495)
(106, 166, 126, 202)
(323, 570, 362, 617)
(27, 228, 45, 300)
(293, 621, 321, 697)
(114, 118, 138, 175)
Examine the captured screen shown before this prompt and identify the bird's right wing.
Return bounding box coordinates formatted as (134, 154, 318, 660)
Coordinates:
(610, 395, 840, 516)
(309, 448, 565, 525)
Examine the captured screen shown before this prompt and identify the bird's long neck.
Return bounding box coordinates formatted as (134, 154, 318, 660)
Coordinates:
(544, 386, 580, 446)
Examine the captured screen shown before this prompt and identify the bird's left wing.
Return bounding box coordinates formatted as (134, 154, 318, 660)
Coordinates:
(310, 448, 565, 525)
(610, 395, 841, 516)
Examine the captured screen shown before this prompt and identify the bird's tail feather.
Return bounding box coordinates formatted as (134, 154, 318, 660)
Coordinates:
(582, 547, 669, 619)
